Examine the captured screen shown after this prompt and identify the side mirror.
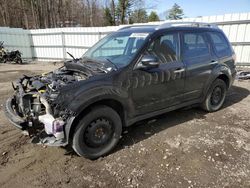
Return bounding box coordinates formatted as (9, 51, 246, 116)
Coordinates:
(139, 55, 160, 69)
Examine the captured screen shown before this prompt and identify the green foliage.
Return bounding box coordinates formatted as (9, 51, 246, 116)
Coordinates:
(129, 9, 148, 24)
(117, 0, 134, 24)
(166, 3, 184, 20)
(148, 11, 160, 22)
(104, 7, 115, 26)
(0, 0, 185, 28)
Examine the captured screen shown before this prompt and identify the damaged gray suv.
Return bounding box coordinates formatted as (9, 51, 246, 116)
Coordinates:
(5, 22, 236, 159)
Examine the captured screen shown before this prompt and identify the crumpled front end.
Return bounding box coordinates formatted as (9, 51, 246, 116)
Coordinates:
(4, 67, 86, 146)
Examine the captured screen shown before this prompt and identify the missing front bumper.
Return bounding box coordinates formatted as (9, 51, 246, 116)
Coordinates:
(4, 96, 70, 147)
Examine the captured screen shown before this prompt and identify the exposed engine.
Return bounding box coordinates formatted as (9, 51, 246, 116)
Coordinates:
(12, 66, 87, 144)
(6, 58, 115, 146)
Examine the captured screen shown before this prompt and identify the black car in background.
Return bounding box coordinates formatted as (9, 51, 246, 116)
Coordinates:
(5, 22, 236, 159)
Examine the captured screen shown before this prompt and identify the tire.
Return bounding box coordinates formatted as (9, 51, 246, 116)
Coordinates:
(72, 105, 122, 159)
(16, 58, 22, 64)
(201, 79, 227, 112)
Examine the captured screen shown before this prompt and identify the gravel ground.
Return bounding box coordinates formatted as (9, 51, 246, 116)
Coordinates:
(0, 63, 249, 188)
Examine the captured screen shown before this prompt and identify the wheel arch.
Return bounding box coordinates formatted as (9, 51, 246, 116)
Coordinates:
(66, 98, 126, 143)
(202, 64, 232, 99)
(217, 74, 230, 89)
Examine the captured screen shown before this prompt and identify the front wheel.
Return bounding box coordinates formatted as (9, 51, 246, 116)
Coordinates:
(72, 105, 122, 159)
(201, 79, 227, 112)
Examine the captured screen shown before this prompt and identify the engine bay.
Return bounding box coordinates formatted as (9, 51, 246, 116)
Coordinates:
(11, 66, 87, 145)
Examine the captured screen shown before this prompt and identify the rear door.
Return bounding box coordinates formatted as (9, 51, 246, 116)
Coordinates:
(181, 30, 215, 101)
(207, 31, 236, 72)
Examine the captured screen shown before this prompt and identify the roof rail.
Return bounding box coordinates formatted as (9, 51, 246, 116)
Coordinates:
(156, 21, 219, 30)
(119, 24, 158, 30)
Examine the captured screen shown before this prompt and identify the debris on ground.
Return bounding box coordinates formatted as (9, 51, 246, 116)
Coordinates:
(237, 71, 250, 80)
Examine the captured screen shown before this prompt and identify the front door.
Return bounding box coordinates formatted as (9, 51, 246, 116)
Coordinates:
(131, 32, 186, 116)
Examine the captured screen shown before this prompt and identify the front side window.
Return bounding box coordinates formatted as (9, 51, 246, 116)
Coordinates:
(84, 31, 150, 68)
(146, 33, 179, 63)
(182, 32, 210, 59)
(208, 32, 231, 58)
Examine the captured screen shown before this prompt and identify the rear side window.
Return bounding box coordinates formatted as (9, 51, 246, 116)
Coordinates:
(208, 32, 231, 58)
(182, 32, 210, 59)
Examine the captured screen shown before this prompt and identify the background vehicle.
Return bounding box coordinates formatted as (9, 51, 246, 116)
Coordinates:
(5, 22, 236, 159)
(0, 41, 22, 64)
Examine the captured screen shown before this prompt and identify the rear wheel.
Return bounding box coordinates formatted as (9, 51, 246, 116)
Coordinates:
(201, 79, 227, 112)
(72, 105, 122, 159)
(14, 55, 22, 64)
(16, 58, 22, 64)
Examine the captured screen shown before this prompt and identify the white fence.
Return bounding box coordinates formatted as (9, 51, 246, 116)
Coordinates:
(30, 26, 122, 60)
(1, 12, 250, 66)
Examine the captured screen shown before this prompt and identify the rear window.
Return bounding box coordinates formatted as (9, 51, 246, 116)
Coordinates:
(208, 32, 231, 58)
(182, 32, 210, 59)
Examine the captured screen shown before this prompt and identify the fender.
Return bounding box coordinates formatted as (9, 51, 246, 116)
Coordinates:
(202, 64, 232, 99)
(62, 85, 134, 142)
(70, 88, 131, 114)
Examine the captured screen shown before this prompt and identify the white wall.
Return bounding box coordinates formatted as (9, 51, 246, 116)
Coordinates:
(1, 12, 250, 65)
(29, 26, 122, 60)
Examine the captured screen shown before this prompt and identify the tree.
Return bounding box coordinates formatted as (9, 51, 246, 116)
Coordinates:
(117, 0, 138, 24)
(148, 11, 160, 22)
(129, 9, 148, 23)
(0, 0, 144, 28)
(103, 0, 117, 26)
(110, 0, 116, 25)
(104, 7, 114, 26)
(166, 3, 184, 20)
(117, 0, 130, 24)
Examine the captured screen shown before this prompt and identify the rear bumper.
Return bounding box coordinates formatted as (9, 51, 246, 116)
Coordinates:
(4, 97, 27, 130)
(230, 70, 237, 88)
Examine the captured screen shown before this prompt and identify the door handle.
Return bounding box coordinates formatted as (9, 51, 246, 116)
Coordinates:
(174, 68, 185, 73)
(210, 60, 218, 65)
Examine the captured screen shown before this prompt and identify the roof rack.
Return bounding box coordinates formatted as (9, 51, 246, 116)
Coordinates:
(119, 24, 158, 30)
(118, 22, 219, 31)
(156, 21, 218, 30)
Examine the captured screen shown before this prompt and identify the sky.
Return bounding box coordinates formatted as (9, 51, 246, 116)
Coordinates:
(145, 0, 250, 19)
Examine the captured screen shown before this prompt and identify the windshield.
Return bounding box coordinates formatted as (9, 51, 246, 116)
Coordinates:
(83, 31, 150, 68)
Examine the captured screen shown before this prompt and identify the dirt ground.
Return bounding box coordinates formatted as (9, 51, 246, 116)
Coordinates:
(0, 63, 249, 188)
